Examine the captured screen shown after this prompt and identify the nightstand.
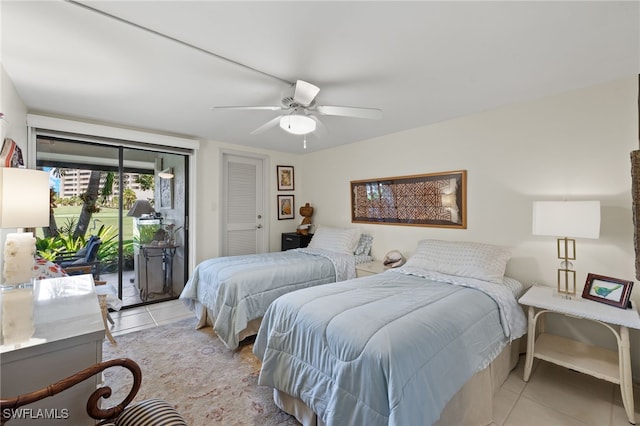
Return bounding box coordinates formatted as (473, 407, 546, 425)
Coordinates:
(355, 260, 387, 277)
(519, 285, 640, 424)
(281, 232, 313, 251)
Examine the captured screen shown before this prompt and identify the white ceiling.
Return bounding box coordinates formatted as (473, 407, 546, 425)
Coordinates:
(1, 1, 638, 154)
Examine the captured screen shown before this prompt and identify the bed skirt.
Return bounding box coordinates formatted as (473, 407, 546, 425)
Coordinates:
(272, 337, 523, 426)
(190, 300, 262, 345)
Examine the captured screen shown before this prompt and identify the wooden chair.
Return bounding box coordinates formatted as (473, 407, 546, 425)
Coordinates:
(0, 358, 186, 425)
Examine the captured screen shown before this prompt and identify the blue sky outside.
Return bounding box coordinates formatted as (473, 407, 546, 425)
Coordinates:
(43, 167, 60, 193)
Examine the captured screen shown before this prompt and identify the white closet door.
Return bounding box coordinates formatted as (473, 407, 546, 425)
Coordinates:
(222, 154, 266, 256)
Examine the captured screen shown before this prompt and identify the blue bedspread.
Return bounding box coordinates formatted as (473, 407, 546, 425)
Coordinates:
(254, 271, 526, 425)
(180, 249, 354, 349)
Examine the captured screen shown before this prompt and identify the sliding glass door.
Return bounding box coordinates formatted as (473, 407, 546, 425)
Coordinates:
(36, 136, 189, 308)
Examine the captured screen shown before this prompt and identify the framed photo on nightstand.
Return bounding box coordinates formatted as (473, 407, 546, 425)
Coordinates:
(582, 273, 633, 309)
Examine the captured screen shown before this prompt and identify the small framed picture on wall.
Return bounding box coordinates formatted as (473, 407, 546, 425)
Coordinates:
(278, 195, 295, 220)
(277, 165, 294, 191)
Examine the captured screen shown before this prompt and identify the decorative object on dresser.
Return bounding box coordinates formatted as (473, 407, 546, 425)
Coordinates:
(581, 273, 633, 309)
(0, 167, 50, 345)
(350, 170, 466, 228)
(297, 202, 313, 235)
(277, 195, 294, 220)
(519, 285, 640, 424)
(532, 200, 601, 296)
(276, 165, 294, 191)
(281, 232, 313, 251)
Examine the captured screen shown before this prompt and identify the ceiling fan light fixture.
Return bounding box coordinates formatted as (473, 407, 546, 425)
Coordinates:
(279, 115, 316, 135)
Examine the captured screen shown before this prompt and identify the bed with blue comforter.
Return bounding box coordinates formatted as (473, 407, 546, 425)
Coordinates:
(253, 239, 527, 425)
(180, 247, 363, 349)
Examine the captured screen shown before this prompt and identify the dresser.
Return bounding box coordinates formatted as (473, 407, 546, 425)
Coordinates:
(281, 232, 313, 251)
(1, 275, 105, 425)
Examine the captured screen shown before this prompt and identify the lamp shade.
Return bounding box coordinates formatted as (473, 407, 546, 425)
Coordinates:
(127, 199, 154, 217)
(0, 168, 49, 228)
(280, 115, 316, 135)
(532, 201, 600, 239)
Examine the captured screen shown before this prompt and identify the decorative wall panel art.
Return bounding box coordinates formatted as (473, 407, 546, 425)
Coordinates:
(351, 170, 466, 228)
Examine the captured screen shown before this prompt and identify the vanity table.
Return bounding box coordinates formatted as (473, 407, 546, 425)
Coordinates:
(1, 275, 105, 425)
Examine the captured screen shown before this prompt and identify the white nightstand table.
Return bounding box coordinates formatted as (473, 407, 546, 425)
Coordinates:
(519, 285, 640, 424)
(355, 260, 387, 278)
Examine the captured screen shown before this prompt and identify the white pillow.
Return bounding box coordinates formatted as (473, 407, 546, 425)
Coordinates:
(404, 239, 512, 284)
(308, 226, 361, 255)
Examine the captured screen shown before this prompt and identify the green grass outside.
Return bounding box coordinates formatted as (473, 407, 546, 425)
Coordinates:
(36, 206, 134, 241)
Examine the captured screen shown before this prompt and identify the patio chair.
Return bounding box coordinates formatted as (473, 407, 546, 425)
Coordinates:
(56, 235, 100, 263)
(57, 237, 102, 280)
(0, 358, 187, 425)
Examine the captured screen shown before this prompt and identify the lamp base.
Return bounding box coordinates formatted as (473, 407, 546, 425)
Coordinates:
(0, 283, 35, 346)
(557, 267, 577, 296)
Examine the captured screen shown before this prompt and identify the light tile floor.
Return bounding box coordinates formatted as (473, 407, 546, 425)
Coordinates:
(110, 298, 195, 337)
(109, 305, 640, 425)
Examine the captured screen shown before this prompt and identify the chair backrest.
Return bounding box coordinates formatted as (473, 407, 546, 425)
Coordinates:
(82, 239, 101, 263)
(72, 235, 99, 259)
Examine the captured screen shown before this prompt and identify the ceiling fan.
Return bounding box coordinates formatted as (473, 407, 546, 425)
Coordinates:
(211, 80, 383, 137)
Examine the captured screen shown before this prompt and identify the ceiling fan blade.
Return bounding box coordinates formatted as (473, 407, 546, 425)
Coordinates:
(293, 80, 320, 107)
(316, 105, 382, 120)
(211, 105, 283, 111)
(310, 115, 328, 138)
(250, 116, 282, 135)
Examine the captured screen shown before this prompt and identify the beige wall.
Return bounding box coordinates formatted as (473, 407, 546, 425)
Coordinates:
(300, 77, 637, 286)
(297, 76, 640, 380)
(193, 141, 302, 263)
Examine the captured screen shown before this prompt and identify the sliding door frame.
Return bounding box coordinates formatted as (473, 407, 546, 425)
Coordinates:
(26, 114, 200, 278)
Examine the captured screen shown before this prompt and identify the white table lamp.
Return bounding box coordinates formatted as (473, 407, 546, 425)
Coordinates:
(0, 167, 50, 345)
(532, 200, 600, 296)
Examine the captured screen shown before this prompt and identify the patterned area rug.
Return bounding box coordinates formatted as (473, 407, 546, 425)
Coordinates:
(102, 317, 300, 425)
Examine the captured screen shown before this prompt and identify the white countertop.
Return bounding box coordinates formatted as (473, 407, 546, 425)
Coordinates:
(1, 274, 104, 358)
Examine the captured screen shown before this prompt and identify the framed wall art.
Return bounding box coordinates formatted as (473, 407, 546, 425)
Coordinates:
(582, 273, 633, 309)
(277, 165, 294, 191)
(351, 170, 467, 228)
(159, 169, 173, 209)
(278, 195, 295, 220)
